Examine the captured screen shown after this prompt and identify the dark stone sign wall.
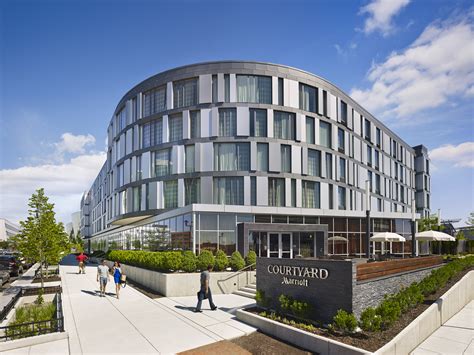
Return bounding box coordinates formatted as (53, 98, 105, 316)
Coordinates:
(256, 257, 353, 323)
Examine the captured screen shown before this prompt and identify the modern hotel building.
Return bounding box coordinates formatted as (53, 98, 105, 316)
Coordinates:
(80, 61, 431, 258)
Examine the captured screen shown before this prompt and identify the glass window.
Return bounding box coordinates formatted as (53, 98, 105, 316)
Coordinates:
(164, 180, 178, 208)
(374, 150, 380, 170)
(319, 121, 331, 148)
(375, 174, 381, 195)
(364, 119, 371, 141)
(340, 101, 348, 124)
(190, 110, 200, 138)
(219, 108, 236, 136)
(185, 178, 200, 204)
(131, 97, 138, 122)
(400, 165, 404, 182)
(136, 155, 142, 180)
(250, 109, 267, 137)
(212, 74, 218, 103)
(141, 119, 163, 148)
(325, 153, 333, 179)
(185, 145, 195, 173)
(299, 84, 317, 113)
(306, 116, 315, 144)
(376, 128, 381, 147)
(278, 78, 284, 106)
(236, 75, 271, 104)
(368, 170, 373, 191)
(213, 177, 244, 205)
(338, 186, 346, 210)
(329, 184, 334, 209)
(338, 128, 345, 152)
(392, 140, 397, 158)
(274, 111, 295, 140)
(367, 145, 372, 166)
(339, 158, 346, 182)
(143, 86, 166, 117)
(303, 180, 320, 208)
(153, 149, 170, 177)
(224, 74, 230, 102)
(323, 90, 328, 116)
(214, 143, 249, 171)
(257, 143, 268, 171)
(268, 178, 285, 207)
(133, 186, 141, 212)
(291, 179, 296, 207)
(251, 176, 256, 206)
(173, 78, 198, 108)
(281, 145, 291, 173)
(117, 106, 126, 132)
(308, 149, 321, 177)
(169, 114, 182, 142)
(117, 163, 124, 187)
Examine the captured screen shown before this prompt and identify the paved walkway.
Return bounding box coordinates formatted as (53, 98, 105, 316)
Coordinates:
(411, 300, 474, 355)
(47, 263, 255, 354)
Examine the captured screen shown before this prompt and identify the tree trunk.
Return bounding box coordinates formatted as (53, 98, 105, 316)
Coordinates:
(40, 251, 44, 289)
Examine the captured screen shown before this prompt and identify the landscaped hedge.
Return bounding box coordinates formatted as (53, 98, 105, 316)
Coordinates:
(107, 249, 247, 273)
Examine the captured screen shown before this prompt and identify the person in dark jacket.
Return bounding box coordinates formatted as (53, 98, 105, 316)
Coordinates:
(194, 265, 217, 312)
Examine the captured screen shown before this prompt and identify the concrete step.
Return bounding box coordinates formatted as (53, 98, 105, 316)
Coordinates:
(233, 290, 256, 299)
(239, 286, 257, 294)
(246, 283, 256, 290)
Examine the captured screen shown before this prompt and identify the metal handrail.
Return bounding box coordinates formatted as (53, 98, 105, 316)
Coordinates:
(217, 262, 256, 285)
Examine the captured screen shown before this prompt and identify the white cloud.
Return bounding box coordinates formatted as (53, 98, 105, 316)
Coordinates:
(351, 11, 474, 120)
(55, 132, 95, 155)
(360, 0, 410, 36)
(0, 131, 106, 225)
(429, 142, 474, 168)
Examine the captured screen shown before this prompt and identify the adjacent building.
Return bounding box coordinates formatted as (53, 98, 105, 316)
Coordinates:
(80, 61, 431, 258)
(0, 218, 20, 241)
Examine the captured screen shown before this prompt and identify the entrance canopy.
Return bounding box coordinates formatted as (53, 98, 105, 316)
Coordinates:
(370, 232, 406, 242)
(415, 230, 455, 241)
(328, 236, 348, 242)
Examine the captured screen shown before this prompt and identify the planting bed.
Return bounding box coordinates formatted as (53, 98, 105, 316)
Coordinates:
(248, 266, 473, 352)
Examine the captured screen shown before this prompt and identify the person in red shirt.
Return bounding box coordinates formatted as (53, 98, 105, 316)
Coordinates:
(76, 252, 88, 274)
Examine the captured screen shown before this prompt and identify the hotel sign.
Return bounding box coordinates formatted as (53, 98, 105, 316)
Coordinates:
(267, 264, 329, 287)
(257, 257, 353, 322)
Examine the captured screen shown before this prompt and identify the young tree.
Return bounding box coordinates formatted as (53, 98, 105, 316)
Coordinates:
(12, 188, 71, 288)
(418, 215, 444, 232)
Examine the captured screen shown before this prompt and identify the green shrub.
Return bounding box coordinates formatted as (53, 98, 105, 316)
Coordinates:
(245, 250, 257, 268)
(278, 294, 311, 319)
(35, 289, 44, 305)
(331, 309, 357, 333)
(359, 307, 381, 332)
(214, 250, 229, 271)
(162, 252, 183, 272)
(376, 298, 401, 329)
(279, 294, 292, 312)
(181, 251, 197, 272)
(255, 289, 270, 307)
(229, 251, 245, 271)
(197, 250, 215, 271)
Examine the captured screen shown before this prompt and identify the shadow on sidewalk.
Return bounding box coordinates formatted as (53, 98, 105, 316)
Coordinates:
(81, 290, 99, 297)
(174, 305, 196, 312)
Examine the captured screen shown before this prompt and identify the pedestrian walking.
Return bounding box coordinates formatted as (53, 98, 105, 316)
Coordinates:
(76, 252, 88, 274)
(96, 259, 110, 297)
(194, 265, 217, 312)
(113, 261, 122, 299)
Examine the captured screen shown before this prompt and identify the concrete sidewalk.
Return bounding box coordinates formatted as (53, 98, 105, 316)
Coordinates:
(59, 264, 256, 354)
(411, 300, 474, 355)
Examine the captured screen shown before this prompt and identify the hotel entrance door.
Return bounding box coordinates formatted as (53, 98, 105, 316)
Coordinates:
(268, 233, 293, 258)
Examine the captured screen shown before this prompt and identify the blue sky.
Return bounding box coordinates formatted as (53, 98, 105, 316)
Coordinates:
(0, 0, 473, 226)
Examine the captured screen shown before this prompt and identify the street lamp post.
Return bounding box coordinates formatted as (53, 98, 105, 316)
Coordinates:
(411, 199, 416, 257)
(365, 180, 371, 259)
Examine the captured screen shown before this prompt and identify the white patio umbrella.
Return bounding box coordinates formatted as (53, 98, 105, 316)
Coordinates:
(415, 230, 455, 241)
(370, 233, 406, 257)
(416, 230, 455, 255)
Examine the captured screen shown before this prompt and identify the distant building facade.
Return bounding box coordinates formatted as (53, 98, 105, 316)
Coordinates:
(0, 218, 20, 241)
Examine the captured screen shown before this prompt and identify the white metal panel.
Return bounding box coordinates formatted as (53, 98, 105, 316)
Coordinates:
(268, 142, 281, 172)
(267, 109, 274, 138)
(199, 74, 212, 104)
(195, 143, 202, 172)
(126, 100, 132, 125)
(162, 115, 169, 143)
(371, 123, 376, 143)
(142, 151, 150, 179)
(296, 179, 302, 208)
(361, 142, 367, 164)
(200, 108, 211, 138)
(157, 181, 164, 209)
(348, 160, 353, 185)
(384, 155, 391, 176)
(250, 141, 257, 171)
(384, 200, 391, 213)
(124, 159, 130, 185)
(347, 105, 353, 130)
(133, 126, 140, 151)
(177, 145, 185, 174)
(237, 107, 250, 136)
(229, 74, 236, 102)
(140, 184, 147, 211)
(148, 182, 157, 209)
(301, 147, 308, 175)
(285, 178, 292, 207)
(320, 182, 329, 209)
(137, 93, 143, 120)
(359, 166, 367, 189)
(354, 111, 361, 136)
(328, 93, 337, 121)
(182, 110, 190, 139)
(272, 76, 279, 105)
(321, 151, 327, 178)
(131, 156, 136, 182)
(314, 117, 320, 145)
(256, 177, 268, 206)
(318, 89, 324, 115)
(178, 179, 185, 208)
(200, 142, 213, 172)
(292, 145, 301, 175)
(244, 176, 251, 206)
(297, 113, 305, 142)
(126, 129, 133, 155)
(166, 82, 173, 110)
(171, 146, 179, 174)
(287, 79, 299, 108)
(200, 176, 213, 204)
(217, 73, 225, 102)
(383, 132, 390, 154)
(211, 107, 219, 137)
(331, 123, 338, 150)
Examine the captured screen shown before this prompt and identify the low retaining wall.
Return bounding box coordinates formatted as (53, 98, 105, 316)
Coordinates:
(377, 270, 474, 355)
(0, 331, 68, 353)
(352, 265, 440, 317)
(106, 262, 256, 297)
(236, 309, 371, 355)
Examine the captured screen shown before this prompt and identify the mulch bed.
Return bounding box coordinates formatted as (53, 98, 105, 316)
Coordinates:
(32, 276, 61, 283)
(248, 267, 473, 352)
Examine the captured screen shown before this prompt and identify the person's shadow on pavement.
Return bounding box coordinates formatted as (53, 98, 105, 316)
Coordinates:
(81, 290, 99, 297)
(174, 305, 197, 312)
